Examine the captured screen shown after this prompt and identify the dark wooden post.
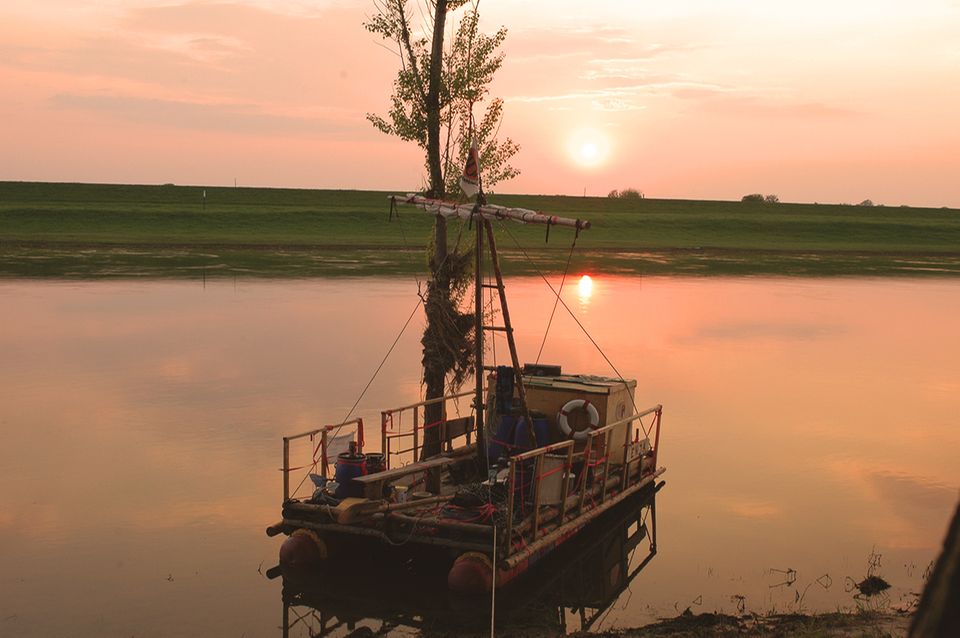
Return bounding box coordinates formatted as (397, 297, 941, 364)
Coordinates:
(474, 203, 487, 474)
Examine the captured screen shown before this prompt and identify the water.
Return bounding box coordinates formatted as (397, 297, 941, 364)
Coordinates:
(1, 276, 958, 636)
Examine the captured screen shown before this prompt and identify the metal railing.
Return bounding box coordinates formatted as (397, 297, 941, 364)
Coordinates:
(502, 405, 662, 559)
(380, 391, 473, 469)
(282, 418, 364, 502)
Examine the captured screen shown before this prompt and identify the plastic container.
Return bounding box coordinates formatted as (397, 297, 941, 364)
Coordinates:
(487, 414, 517, 463)
(511, 415, 551, 451)
(364, 452, 386, 474)
(333, 452, 367, 498)
(540, 454, 575, 505)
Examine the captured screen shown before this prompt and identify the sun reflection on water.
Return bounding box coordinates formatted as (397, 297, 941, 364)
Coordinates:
(577, 274, 593, 302)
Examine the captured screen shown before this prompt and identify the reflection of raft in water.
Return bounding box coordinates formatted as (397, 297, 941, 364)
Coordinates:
(265, 194, 666, 594)
(274, 486, 662, 636)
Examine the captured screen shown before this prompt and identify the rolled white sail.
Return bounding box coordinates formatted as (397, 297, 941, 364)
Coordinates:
(391, 194, 591, 230)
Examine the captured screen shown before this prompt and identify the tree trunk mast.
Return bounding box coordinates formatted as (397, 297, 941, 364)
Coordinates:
(426, 0, 447, 198)
(421, 0, 449, 462)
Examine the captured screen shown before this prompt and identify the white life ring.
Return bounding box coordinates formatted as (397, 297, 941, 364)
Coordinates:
(557, 399, 600, 441)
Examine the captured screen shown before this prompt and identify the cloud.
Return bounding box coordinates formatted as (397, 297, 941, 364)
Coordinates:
(584, 48, 706, 75)
(138, 32, 254, 66)
(0, 2, 374, 107)
(591, 98, 646, 112)
(508, 79, 859, 121)
(699, 95, 862, 119)
(49, 93, 364, 137)
(122, 0, 344, 28)
(501, 30, 724, 113)
(507, 79, 730, 109)
(508, 24, 706, 71)
(502, 24, 859, 122)
(508, 25, 638, 59)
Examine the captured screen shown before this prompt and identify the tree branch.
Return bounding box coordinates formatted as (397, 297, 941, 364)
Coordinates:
(394, 0, 427, 104)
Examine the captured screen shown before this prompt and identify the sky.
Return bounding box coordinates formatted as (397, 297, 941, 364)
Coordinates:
(2, 0, 959, 206)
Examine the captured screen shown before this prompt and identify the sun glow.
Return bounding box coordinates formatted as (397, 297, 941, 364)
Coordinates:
(568, 129, 611, 167)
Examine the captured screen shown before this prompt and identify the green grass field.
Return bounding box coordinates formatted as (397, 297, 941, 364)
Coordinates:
(2, 181, 959, 277)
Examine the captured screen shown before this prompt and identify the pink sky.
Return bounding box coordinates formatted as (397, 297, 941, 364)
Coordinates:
(2, 0, 958, 206)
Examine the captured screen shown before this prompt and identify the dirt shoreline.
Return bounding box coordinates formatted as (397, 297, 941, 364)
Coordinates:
(3, 243, 960, 279)
(4, 239, 960, 258)
(572, 610, 912, 637)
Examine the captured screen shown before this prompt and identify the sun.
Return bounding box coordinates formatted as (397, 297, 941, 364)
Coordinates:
(568, 129, 610, 167)
(578, 141, 600, 165)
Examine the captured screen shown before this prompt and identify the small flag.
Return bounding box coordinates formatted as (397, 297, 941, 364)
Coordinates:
(459, 141, 480, 198)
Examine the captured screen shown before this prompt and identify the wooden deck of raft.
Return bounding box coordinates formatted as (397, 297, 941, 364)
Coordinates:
(274, 405, 664, 570)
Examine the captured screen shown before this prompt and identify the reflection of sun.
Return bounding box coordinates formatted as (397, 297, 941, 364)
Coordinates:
(568, 129, 610, 167)
(578, 274, 593, 299)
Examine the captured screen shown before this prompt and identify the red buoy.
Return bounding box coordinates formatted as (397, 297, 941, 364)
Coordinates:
(279, 529, 327, 569)
(448, 552, 493, 594)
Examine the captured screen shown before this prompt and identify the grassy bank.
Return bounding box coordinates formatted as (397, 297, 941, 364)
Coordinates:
(2, 181, 959, 277)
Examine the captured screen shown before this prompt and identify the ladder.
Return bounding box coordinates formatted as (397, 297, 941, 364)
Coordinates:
(474, 217, 537, 455)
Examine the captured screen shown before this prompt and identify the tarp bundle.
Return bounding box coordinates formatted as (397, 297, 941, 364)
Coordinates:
(391, 194, 590, 231)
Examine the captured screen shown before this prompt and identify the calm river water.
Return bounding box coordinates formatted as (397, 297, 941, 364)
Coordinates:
(1, 275, 958, 636)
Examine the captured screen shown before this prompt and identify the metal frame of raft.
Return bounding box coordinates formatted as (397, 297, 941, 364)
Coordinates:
(268, 194, 665, 592)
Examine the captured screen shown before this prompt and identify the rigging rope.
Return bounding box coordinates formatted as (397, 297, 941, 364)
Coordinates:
(390, 190, 424, 291)
(535, 230, 579, 365)
(341, 297, 422, 425)
(497, 221, 652, 438)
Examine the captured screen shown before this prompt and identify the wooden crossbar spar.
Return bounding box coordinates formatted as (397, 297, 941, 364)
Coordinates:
(391, 194, 591, 231)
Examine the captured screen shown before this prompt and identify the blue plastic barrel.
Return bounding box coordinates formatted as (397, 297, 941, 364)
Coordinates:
(512, 416, 550, 451)
(488, 414, 517, 463)
(334, 452, 367, 498)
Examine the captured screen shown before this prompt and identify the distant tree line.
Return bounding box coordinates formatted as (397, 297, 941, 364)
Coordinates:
(741, 193, 779, 203)
(744, 194, 882, 206)
(607, 188, 644, 199)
